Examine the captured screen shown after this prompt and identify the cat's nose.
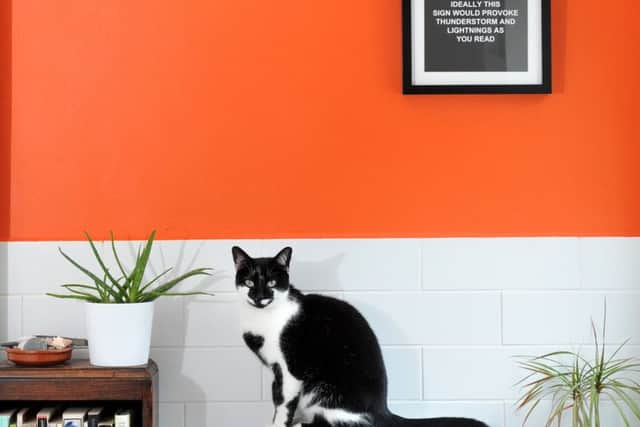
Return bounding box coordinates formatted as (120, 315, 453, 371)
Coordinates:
(259, 298, 273, 307)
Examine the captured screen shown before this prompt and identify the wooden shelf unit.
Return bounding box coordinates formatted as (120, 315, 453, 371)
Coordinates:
(0, 358, 158, 427)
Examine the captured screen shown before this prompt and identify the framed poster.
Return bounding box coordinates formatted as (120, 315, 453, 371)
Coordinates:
(403, 0, 551, 94)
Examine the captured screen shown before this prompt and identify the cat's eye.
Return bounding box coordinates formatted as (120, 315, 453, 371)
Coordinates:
(267, 280, 277, 288)
(244, 280, 254, 288)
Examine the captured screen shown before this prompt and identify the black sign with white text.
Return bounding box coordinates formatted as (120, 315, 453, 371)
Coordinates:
(425, 0, 528, 72)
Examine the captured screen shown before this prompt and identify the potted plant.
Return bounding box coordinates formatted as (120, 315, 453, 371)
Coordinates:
(516, 307, 640, 426)
(47, 230, 212, 367)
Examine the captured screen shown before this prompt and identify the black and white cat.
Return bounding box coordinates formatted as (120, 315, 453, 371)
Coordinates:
(233, 246, 488, 427)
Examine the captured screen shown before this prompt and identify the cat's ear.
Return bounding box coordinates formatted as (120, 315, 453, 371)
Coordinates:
(274, 247, 292, 269)
(232, 246, 252, 269)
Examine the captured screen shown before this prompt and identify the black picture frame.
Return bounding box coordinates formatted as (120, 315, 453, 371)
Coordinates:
(402, 0, 552, 94)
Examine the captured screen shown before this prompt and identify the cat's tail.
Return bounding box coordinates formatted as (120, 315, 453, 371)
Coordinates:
(387, 413, 489, 427)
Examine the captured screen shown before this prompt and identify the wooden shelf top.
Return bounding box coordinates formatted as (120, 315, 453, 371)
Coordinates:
(0, 358, 158, 380)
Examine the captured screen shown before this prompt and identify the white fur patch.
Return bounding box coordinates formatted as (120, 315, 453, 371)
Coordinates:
(238, 288, 299, 365)
(323, 408, 370, 425)
(239, 288, 304, 426)
(294, 392, 371, 426)
(299, 405, 370, 426)
(239, 289, 369, 427)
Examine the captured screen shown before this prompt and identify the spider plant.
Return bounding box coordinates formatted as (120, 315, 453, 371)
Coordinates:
(516, 306, 640, 427)
(47, 230, 213, 303)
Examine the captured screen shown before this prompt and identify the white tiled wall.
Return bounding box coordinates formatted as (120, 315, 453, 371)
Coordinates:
(1, 238, 640, 426)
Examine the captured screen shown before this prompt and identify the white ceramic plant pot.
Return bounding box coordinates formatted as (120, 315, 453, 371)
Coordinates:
(85, 301, 155, 367)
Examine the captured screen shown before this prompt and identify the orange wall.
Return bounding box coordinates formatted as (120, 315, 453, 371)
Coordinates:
(0, 0, 9, 241)
(5, 0, 640, 241)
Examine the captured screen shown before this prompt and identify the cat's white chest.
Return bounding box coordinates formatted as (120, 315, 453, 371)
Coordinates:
(239, 295, 300, 365)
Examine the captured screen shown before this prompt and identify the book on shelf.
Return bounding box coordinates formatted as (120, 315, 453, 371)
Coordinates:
(0, 408, 18, 427)
(95, 408, 115, 427)
(16, 407, 38, 427)
(86, 408, 104, 427)
(36, 406, 61, 427)
(96, 416, 114, 427)
(113, 410, 130, 427)
(61, 408, 88, 427)
(46, 413, 62, 427)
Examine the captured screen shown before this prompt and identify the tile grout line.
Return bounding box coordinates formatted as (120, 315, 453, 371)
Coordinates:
(500, 291, 504, 345)
(183, 402, 187, 427)
(577, 236, 584, 290)
(503, 400, 508, 427)
(148, 343, 640, 350)
(419, 240, 424, 291)
(420, 347, 425, 400)
(20, 296, 24, 337)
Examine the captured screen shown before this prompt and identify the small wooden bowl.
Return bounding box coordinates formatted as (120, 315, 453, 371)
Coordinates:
(5, 347, 73, 366)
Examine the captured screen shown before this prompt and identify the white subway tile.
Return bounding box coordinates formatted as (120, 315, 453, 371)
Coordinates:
(159, 403, 184, 427)
(422, 345, 577, 402)
(262, 366, 273, 401)
(23, 296, 86, 338)
(0, 296, 21, 341)
(184, 294, 243, 346)
(422, 238, 580, 290)
(580, 238, 640, 289)
(186, 402, 272, 427)
(9, 241, 99, 295)
(345, 292, 501, 345)
(503, 291, 597, 344)
(261, 239, 421, 291)
(602, 293, 640, 344)
(503, 292, 640, 344)
(423, 347, 514, 400)
(384, 347, 423, 400)
(151, 348, 261, 402)
(152, 297, 184, 347)
(389, 401, 504, 427)
(422, 345, 588, 401)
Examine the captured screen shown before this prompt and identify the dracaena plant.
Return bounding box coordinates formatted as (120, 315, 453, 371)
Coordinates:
(47, 230, 213, 303)
(516, 306, 640, 427)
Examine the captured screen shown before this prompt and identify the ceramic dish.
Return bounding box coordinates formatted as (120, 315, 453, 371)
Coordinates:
(5, 346, 73, 366)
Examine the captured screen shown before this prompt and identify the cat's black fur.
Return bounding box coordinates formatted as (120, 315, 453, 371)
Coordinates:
(233, 246, 488, 427)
